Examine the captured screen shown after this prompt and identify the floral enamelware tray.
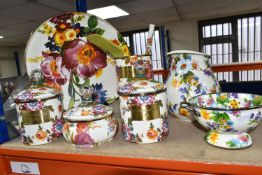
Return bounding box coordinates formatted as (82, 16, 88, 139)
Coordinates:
(25, 12, 129, 109)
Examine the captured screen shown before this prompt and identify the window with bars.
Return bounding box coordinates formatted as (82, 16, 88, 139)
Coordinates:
(199, 13, 262, 82)
(121, 28, 164, 82)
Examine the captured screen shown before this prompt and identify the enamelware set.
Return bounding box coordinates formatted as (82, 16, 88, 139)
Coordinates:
(13, 12, 262, 149)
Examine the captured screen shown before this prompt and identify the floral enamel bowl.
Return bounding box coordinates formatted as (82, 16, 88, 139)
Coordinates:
(181, 93, 262, 149)
(62, 104, 118, 148)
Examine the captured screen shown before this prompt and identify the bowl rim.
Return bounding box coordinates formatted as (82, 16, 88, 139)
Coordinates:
(187, 92, 262, 111)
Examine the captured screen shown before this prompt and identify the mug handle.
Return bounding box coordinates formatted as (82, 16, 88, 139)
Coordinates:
(180, 102, 200, 117)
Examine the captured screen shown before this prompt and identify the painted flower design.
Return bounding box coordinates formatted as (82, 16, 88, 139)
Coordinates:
(76, 123, 88, 133)
(208, 132, 219, 144)
(118, 83, 134, 94)
(63, 122, 70, 133)
(92, 104, 107, 115)
(176, 59, 192, 75)
(75, 132, 95, 145)
(62, 39, 107, 78)
(35, 130, 48, 141)
(51, 118, 64, 138)
(20, 101, 44, 111)
(132, 95, 155, 105)
(229, 99, 240, 109)
(40, 52, 69, 85)
(92, 83, 107, 104)
(147, 128, 158, 140)
(200, 109, 211, 120)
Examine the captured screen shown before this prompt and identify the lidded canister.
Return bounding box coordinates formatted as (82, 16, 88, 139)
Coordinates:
(62, 86, 118, 149)
(115, 55, 153, 85)
(13, 70, 63, 145)
(118, 80, 168, 144)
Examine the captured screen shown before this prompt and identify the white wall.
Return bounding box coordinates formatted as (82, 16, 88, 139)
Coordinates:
(0, 47, 17, 78)
(165, 19, 199, 52)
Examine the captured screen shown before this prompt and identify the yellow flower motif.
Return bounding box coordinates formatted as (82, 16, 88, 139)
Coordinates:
(171, 78, 180, 88)
(179, 108, 190, 116)
(54, 32, 66, 46)
(95, 68, 103, 78)
(130, 55, 138, 64)
(209, 132, 219, 144)
(65, 29, 77, 41)
(107, 56, 115, 65)
(26, 56, 44, 63)
(200, 109, 211, 120)
(189, 79, 198, 86)
(229, 99, 240, 109)
(42, 23, 53, 35)
(121, 45, 130, 56)
(155, 83, 164, 90)
(220, 94, 227, 100)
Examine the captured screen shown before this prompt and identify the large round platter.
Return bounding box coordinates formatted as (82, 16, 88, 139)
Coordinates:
(25, 12, 128, 109)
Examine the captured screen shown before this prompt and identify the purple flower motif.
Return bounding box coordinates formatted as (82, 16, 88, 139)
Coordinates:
(92, 104, 106, 115)
(23, 101, 44, 111)
(75, 132, 95, 145)
(133, 95, 155, 105)
(51, 118, 64, 138)
(62, 39, 107, 78)
(40, 52, 69, 85)
(92, 83, 107, 104)
(178, 87, 189, 94)
(50, 13, 74, 24)
(118, 83, 134, 94)
(203, 69, 212, 76)
(231, 93, 239, 98)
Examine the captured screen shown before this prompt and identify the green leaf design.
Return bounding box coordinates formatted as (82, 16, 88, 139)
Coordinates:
(125, 57, 130, 64)
(216, 96, 229, 106)
(74, 74, 80, 84)
(83, 78, 90, 87)
(182, 71, 194, 83)
(183, 53, 190, 59)
(93, 28, 105, 35)
(157, 100, 163, 107)
(70, 131, 75, 144)
(38, 125, 43, 130)
(136, 134, 142, 142)
(252, 96, 262, 106)
(174, 56, 180, 64)
(68, 97, 75, 109)
(68, 82, 73, 97)
(88, 15, 98, 29)
(82, 27, 92, 35)
(212, 112, 230, 123)
(46, 130, 51, 134)
(149, 122, 154, 129)
(117, 32, 126, 44)
(226, 141, 236, 148)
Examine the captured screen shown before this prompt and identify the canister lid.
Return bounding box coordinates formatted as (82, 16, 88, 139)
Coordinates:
(13, 86, 60, 103)
(63, 104, 113, 122)
(118, 80, 166, 95)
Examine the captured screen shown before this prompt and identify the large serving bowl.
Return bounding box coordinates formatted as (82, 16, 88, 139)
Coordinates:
(181, 92, 262, 149)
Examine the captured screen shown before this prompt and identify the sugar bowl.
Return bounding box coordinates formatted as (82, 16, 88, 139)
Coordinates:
(62, 86, 118, 148)
(14, 70, 63, 145)
(118, 80, 168, 144)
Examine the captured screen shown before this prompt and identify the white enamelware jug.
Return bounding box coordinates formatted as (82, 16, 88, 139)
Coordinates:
(166, 50, 221, 122)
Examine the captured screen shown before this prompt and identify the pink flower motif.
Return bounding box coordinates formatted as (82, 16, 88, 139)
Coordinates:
(62, 39, 107, 78)
(133, 95, 155, 105)
(40, 52, 69, 85)
(239, 135, 249, 142)
(75, 132, 95, 145)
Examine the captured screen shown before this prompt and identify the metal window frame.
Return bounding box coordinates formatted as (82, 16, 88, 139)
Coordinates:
(198, 12, 262, 82)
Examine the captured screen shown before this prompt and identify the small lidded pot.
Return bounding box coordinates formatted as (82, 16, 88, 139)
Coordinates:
(62, 86, 118, 148)
(14, 70, 63, 145)
(115, 55, 153, 85)
(118, 80, 168, 144)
